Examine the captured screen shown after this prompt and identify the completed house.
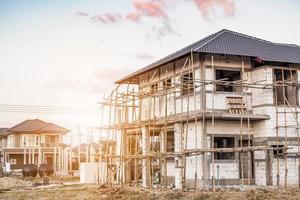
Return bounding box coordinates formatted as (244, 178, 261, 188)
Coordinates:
(0, 119, 69, 171)
(100, 29, 300, 189)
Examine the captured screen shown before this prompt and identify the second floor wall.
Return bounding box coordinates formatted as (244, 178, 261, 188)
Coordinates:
(0, 133, 63, 148)
(134, 53, 300, 122)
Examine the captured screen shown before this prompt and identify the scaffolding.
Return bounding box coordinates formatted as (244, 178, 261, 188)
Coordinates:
(97, 53, 300, 191)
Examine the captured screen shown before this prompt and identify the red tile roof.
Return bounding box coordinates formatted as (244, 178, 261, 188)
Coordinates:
(7, 119, 69, 134)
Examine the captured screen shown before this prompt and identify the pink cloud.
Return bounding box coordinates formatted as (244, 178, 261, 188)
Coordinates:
(76, 0, 235, 39)
(127, 0, 168, 22)
(193, 0, 235, 19)
(217, 0, 235, 16)
(126, 12, 142, 22)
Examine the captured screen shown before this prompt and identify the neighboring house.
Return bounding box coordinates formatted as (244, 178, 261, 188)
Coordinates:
(0, 119, 69, 170)
(101, 29, 300, 189)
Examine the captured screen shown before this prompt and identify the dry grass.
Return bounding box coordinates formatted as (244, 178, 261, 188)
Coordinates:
(0, 177, 300, 200)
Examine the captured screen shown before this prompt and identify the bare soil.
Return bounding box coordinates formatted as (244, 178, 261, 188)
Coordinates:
(0, 177, 300, 200)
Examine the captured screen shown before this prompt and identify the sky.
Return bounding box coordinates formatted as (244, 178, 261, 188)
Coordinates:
(0, 0, 300, 144)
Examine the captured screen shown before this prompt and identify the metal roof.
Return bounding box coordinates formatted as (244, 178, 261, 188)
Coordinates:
(116, 29, 300, 83)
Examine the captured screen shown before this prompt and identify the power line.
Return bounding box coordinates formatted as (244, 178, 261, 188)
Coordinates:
(0, 103, 102, 115)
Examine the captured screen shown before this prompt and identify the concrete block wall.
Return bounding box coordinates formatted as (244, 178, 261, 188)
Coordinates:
(204, 55, 252, 69)
(272, 158, 299, 186)
(140, 69, 202, 121)
(167, 160, 175, 178)
(255, 160, 266, 186)
(174, 123, 183, 189)
(209, 162, 239, 179)
(253, 106, 300, 138)
(206, 93, 252, 111)
(80, 162, 106, 184)
(183, 122, 203, 182)
(252, 67, 273, 107)
(207, 120, 251, 136)
(136, 57, 300, 188)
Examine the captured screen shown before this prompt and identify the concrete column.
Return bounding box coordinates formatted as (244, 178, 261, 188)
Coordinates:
(69, 148, 72, 171)
(23, 148, 26, 165)
(3, 152, 6, 164)
(63, 148, 69, 171)
(54, 147, 57, 171)
(58, 147, 61, 170)
(122, 131, 131, 184)
(174, 123, 183, 189)
(32, 148, 35, 165)
(266, 149, 273, 186)
(142, 126, 150, 187)
(160, 129, 167, 185)
(86, 145, 89, 163)
(28, 148, 31, 164)
(38, 146, 42, 166)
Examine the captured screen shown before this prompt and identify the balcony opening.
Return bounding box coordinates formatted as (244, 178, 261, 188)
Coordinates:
(216, 69, 241, 92)
(150, 83, 158, 93)
(162, 78, 172, 90)
(272, 144, 284, 158)
(214, 137, 235, 160)
(166, 131, 174, 152)
(181, 72, 194, 96)
(274, 69, 298, 106)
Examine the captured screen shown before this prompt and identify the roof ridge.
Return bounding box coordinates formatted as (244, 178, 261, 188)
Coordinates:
(223, 29, 275, 45)
(8, 119, 48, 132)
(37, 122, 70, 132)
(194, 29, 227, 51)
(35, 122, 51, 132)
(150, 30, 224, 65)
(222, 29, 300, 48)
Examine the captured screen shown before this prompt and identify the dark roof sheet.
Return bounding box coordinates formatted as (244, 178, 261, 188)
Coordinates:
(116, 29, 300, 83)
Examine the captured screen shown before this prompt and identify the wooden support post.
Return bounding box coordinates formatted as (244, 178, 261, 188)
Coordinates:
(211, 55, 216, 192)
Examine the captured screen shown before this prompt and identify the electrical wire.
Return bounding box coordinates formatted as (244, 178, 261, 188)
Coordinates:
(0, 103, 101, 115)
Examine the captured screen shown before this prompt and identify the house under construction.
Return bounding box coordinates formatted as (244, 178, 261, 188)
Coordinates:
(99, 29, 300, 190)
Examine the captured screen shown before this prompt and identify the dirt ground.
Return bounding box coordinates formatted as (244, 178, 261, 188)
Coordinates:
(0, 177, 300, 200)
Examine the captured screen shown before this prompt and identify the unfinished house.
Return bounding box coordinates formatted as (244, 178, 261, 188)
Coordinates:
(0, 119, 69, 171)
(99, 29, 300, 190)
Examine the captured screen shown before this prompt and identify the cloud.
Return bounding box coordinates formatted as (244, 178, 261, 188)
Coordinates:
(88, 68, 134, 93)
(91, 13, 122, 24)
(76, 0, 235, 39)
(45, 78, 86, 91)
(135, 52, 154, 60)
(192, 0, 235, 20)
(126, 0, 168, 22)
(77, 11, 90, 17)
(151, 21, 181, 39)
(93, 68, 133, 82)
